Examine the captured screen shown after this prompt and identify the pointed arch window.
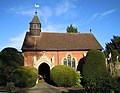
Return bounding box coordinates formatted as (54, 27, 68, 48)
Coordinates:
(63, 54, 76, 69)
(72, 58, 75, 67)
(68, 54, 71, 66)
(63, 58, 67, 65)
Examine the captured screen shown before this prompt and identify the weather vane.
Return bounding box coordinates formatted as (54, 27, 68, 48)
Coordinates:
(35, 4, 39, 14)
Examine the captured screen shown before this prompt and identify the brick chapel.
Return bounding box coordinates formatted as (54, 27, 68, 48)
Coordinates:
(21, 12, 102, 79)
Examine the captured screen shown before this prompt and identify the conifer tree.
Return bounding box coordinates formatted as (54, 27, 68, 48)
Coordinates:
(66, 24, 78, 33)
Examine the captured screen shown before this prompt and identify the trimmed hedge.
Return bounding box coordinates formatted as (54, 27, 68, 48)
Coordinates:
(82, 49, 110, 92)
(1, 47, 24, 67)
(50, 65, 77, 87)
(11, 66, 38, 88)
(0, 47, 24, 86)
(83, 49, 109, 80)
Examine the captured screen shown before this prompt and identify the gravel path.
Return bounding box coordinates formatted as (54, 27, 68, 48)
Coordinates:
(13, 82, 86, 93)
(14, 82, 68, 93)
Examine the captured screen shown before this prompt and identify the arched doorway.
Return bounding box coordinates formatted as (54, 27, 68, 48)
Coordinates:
(38, 63, 50, 83)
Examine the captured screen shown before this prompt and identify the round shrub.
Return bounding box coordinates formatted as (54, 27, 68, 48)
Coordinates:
(11, 66, 38, 88)
(1, 47, 24, 67)
(50, 65, 77, 87)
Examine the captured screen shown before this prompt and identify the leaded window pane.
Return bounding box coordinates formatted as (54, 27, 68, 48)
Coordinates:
(68, 54, 71, 66)
(63, 58, 67, 65)
(72, 58, 75, 67)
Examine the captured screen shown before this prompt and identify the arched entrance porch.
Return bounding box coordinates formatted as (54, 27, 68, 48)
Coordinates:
(38, 63, 50, 83)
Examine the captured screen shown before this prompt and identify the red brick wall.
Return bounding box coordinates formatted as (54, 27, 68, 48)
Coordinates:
(23, 50, 88, 68)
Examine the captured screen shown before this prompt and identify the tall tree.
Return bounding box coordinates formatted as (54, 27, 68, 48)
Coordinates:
(104, 35, 120, 64)
(66, 24, 78, 33)
(105, 36, 120, 54)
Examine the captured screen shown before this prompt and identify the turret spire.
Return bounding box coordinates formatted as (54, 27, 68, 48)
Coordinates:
(29, 4, 41, 36)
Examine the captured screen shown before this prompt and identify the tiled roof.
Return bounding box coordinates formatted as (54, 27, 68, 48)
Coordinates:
(22, 32, 102, 51)
(30, 15, 40, 24)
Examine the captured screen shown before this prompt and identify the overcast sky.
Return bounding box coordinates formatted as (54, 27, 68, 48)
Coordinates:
(0, 0, 120, 51)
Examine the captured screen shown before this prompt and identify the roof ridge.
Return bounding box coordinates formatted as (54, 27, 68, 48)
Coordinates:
(22, 31, 102, 51)
(40, 32, 92, 34)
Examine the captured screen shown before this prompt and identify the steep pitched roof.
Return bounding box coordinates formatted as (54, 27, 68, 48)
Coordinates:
(22, 32, 102, 51)
(30, 15, 40, 24)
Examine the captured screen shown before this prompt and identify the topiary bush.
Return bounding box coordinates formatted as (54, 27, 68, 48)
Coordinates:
(83, 49, 109, 81)
(11, 66, 38, 88)
(0, 47, 24, 86)
(1, 47, 24, 67)
(50, 65, 77, 87)
(82, 49, 110, 92)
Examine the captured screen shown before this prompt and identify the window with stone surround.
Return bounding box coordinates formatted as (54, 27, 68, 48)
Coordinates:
(68, 54, 71, 66)
(63, 58, 67, 65)
(63, 54, 76, 68)
(72, 58, 75, 67)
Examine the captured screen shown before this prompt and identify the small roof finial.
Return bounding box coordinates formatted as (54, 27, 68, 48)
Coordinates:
(35, 4, 39, 15)
(90, 29, 92, 33)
